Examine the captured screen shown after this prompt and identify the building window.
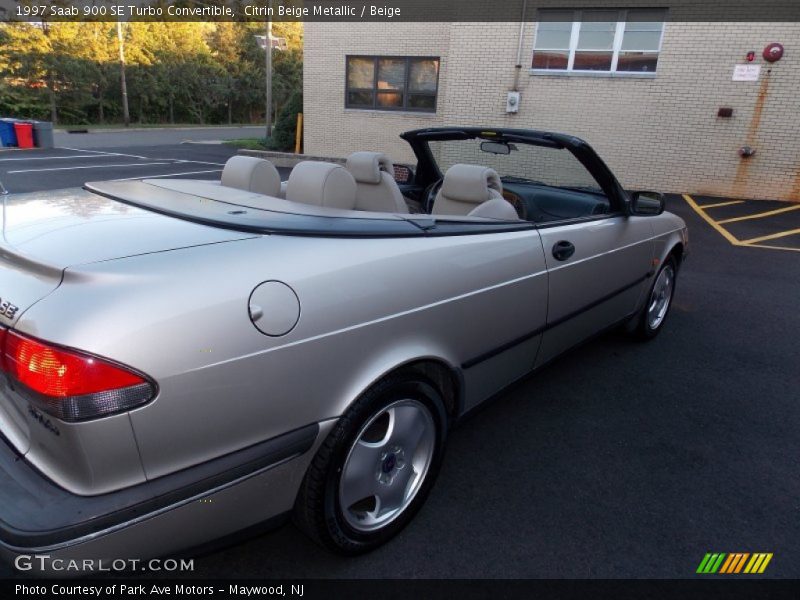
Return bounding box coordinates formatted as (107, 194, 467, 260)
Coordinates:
(532, 9, 665, 75)
(346, 56, 440, 112)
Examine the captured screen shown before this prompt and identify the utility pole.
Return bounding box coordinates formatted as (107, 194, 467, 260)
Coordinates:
(265, 0, 273, 139)
(117, 20, 130, 127)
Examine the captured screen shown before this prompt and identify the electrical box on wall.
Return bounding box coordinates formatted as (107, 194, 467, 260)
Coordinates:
(506, 92, 520, 113)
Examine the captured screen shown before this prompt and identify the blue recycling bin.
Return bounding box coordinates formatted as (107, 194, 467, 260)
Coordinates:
(0, 119, 18, 147)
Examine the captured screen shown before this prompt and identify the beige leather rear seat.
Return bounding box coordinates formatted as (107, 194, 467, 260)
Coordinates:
(219, 156, 281, 197)
(285, 161, 357, 210)
(346, 152, 409, 214)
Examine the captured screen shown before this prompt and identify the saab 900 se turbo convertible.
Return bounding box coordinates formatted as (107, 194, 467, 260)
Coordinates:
(0, 127, 687, 563)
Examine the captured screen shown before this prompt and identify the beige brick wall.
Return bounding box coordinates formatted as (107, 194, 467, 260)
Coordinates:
(305, 22, 800, 201)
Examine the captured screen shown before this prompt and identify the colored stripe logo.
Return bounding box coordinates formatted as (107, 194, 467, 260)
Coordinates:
(696, 553, 773, 574)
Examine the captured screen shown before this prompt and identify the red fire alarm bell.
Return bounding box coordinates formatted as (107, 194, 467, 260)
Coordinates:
(746, 51, 755, 62)
(763, 43, 784, 62)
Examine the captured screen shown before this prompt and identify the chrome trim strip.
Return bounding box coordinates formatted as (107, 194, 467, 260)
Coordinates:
(190, 267, 549, 372)
(546, 228, 683, 273)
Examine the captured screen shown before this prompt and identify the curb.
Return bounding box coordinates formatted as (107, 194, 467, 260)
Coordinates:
(238, 149, 345, 169)
(54, 125, 265, 134)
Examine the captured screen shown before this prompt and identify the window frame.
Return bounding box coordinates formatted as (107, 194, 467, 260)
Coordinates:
(345, 55, 440, 113)
(531, 9, 665, 77)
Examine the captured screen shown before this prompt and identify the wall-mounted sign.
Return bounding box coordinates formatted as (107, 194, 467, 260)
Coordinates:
(732, 64, 761, 81)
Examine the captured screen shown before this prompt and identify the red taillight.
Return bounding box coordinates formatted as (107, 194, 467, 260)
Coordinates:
(0, 327, 7, 373)
(0, 328, 154, 422)
(5, 332, 144, 397)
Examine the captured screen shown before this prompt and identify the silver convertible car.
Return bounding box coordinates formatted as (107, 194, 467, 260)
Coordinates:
(0, 127, 687, 564)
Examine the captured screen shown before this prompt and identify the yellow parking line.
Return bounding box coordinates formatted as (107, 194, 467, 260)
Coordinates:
(682, 194, 743, 246)
(741, 227, 800, 245)
(684, 194, 800, 251)
(698, 200, 745, 209)
(748, 243, 800, 253)
(717, 204, 800, 225)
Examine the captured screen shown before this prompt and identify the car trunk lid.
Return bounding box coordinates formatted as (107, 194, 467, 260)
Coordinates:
(0, 187, 257, 454)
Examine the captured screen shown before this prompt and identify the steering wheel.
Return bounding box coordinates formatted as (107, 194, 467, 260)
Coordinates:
(422, 177, 444, 214)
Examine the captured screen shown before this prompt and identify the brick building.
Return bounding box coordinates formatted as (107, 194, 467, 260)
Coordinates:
(304, 16, 800, 201)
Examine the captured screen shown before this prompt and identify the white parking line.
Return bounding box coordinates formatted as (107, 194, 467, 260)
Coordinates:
(111, 169, 222, 181)
(58, 148, 225, 166)
(147, 158, 226, 166)
(58, 147, 151, 160)
(173, 160, 227, 166)
(0, 154, 125, 162)
(56, 146, 157, 160)
(8, 162, 172, 174)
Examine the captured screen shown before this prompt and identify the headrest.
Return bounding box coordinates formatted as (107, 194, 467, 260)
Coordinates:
(221, 156, 281, 196)
(285, 161, 357, 210)
(440, 164, 503, 204)
(346, 152, 395, 184)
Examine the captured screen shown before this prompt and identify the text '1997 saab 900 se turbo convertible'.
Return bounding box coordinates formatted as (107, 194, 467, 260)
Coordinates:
(0, 127, 687, 564)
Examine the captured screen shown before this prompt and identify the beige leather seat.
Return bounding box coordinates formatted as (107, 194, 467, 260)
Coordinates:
(285, 161, 357, 210)
(467, 197, 521, 220)
(220, 156, 281, 197)
(432, 164, 519, 220)
(345, 152, 408, 214)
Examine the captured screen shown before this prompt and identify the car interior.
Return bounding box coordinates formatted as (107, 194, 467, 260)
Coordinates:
(208, 154, 521, 221)
(499, 181, 611, 223)
(178, 145, 611, 225)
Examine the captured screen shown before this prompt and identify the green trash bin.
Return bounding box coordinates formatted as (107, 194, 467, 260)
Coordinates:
(32, 121, 54, 149)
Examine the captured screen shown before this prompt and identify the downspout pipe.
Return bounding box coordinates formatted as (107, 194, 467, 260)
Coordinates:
(513, 0, 529, 91)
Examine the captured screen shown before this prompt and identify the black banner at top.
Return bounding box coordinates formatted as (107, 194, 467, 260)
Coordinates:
(1, 0, 800, 22)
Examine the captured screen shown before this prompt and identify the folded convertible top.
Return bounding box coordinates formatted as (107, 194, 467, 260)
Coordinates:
(84, 179, 533, 238)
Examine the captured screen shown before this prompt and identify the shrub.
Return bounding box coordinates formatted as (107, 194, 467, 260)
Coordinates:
(268, 90, 302, 152)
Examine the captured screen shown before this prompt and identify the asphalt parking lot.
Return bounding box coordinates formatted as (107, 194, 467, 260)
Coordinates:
(0, 145, 798, 578)
(0, 144, 293, 194)
(193, 194, 798, 579)
(684, 194, 800, 251)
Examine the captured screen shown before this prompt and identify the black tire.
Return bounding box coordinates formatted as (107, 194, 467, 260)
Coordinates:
(632, 256, 678, 340)
(293, 372, 448, 555)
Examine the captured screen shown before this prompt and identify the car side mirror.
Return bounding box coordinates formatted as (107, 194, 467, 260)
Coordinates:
(629, 191, 665, 216)
(393, 164, 414, 185)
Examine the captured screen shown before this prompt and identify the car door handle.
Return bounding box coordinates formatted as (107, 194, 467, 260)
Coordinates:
(552, 240, 575, 261)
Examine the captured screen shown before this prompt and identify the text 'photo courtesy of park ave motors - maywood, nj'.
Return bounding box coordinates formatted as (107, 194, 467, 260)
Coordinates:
(14, 584, 306, 597)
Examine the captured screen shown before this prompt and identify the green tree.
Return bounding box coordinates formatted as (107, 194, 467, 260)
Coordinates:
(0, 23, 52, 120)
(0, 21, 303, 127)
(272, 22, 303, 50)
(269, 90, 302, 151)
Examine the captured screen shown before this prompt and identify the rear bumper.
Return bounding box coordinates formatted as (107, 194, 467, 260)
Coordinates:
(0, 420, 332, 570)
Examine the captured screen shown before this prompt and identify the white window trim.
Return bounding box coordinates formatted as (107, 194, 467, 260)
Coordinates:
(531, 9, 665, 77)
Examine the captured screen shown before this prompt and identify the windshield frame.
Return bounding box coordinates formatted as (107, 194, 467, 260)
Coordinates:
(401, 127, 629, 214)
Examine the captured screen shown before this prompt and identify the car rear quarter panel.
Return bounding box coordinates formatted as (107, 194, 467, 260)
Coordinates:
(17, 230, 547, 491)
